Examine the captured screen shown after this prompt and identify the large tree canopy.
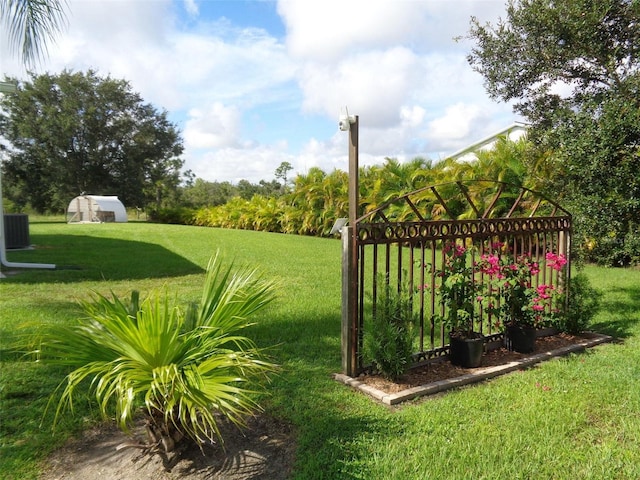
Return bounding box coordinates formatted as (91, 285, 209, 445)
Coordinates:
(467, 0, 640, 125)
(467, 0, 640, 266)
(0, 70, 184, 213)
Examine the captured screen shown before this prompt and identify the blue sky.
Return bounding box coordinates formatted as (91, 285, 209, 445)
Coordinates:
(1, 0, 521, 184)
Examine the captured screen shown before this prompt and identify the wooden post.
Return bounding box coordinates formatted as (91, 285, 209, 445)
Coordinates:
(559, 224, 572, 315)
(341, 225, 357, 375)
(342, 116, 359, 376)
(348, 116, 359, 227)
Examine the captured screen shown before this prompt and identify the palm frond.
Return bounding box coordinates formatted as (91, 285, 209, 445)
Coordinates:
(1, 0, 68, 67)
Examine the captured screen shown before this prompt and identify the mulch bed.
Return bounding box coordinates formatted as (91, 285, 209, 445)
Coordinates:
(357, 333, 589, 395)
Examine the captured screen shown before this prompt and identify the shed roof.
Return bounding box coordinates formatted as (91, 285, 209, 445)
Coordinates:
(67, 195, 127, 223)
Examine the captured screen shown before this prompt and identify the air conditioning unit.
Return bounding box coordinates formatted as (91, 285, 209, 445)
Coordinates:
(4, 214, 30, 249)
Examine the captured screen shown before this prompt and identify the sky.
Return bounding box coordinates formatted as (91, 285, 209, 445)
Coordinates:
(0, 0, 523, 185)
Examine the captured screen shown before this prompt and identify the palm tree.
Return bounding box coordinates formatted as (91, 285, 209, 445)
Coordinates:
(289, 167, 327, 235)
(468, 137, 533, 217)
(360, 157, 431, 220)
(318, 169, 348, 233)
(0, 0, 68, 67)
(421, 137, 534, 220)
(40, 255, 277, 453)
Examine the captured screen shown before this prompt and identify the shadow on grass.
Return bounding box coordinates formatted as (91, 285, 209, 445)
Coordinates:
(247, 312, 398, 478)
(0, 298, 86, 361)
(264, 355, 396, 479)
(0, 361, 91, 479)
(2, 234, 204, 284)
(248, 310, 342, 370)
(590, 285, 640, 339)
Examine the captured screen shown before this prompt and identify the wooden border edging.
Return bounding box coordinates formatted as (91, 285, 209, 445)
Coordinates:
(334, 333, 613, 406)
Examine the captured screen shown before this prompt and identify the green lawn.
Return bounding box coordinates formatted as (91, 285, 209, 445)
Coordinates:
(1, 219, 640, 479)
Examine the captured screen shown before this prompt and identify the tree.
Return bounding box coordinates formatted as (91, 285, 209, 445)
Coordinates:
(0, 0, 68, 67)
(182, 178, 238, 208)
(0, 70, 184, 212)
(274, 161, 293, 193)
(467, 0, 640, 126)
(466, 0, 640, 265)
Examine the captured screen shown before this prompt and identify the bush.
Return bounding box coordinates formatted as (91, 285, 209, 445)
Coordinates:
(38, 255, 277, 453)
(556, 273, 602, 334)
(147, 207, 196, 225)
(363, 275, 416, 380)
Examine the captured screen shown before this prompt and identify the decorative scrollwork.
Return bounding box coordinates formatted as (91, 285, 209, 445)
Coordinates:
(357, 217, 571, 245)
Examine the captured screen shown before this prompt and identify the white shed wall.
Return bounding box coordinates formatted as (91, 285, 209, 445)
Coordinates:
(67, 195, 128, 223)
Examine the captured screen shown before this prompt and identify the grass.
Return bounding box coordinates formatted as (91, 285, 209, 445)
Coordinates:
(2, 219, 640, 479)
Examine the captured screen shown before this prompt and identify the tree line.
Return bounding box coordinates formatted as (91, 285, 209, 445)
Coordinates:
(187, 130, 637, 267)
(0, 70, 286, 215)
(188, 139, 535, 237)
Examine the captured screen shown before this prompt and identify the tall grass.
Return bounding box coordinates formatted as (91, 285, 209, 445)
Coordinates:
(1, 220, 640, 479)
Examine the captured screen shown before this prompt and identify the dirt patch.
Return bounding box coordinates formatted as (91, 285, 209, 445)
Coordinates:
(358, 333, 590, 394)
(40, 414, 296, 480)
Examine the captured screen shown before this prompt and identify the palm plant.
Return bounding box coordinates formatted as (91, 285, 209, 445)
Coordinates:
(288, 167, 326, 235)
(40, 254, 277, 453)
(320, 169, 349, 231)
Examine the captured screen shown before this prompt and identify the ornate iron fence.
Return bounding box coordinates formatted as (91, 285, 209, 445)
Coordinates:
(341, 180, 572, 376)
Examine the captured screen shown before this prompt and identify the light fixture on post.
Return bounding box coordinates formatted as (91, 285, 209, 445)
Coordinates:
(337, 107, 358, 228)
(338, 112, 356, 132)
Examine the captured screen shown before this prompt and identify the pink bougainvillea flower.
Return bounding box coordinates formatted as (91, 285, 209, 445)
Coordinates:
(536, 284, 552, 299)
(546, 252, 567, 271)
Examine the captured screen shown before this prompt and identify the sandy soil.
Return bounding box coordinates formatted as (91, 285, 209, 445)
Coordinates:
(40, 414, 296, 480)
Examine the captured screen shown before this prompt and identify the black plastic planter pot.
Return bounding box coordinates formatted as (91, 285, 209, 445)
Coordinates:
(505, 325, 536, 353)
(449, 335, 484, 368)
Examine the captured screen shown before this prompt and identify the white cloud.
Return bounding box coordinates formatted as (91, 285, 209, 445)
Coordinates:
(190, 143, 293, 184)
(147, 29, 296, 111)
(0, 0, 518, 184)
(297, 47, 419, 126)
(427, 103, 484, 147)
(183, 0, 199, 17)
(278, 0, 429, 61)
(400, 106, 426, 128)
(277, 0, 507, 61)
(184, 103, 241, 149)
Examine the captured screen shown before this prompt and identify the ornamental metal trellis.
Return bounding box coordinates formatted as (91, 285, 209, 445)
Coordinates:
(340, 180, 572, 377)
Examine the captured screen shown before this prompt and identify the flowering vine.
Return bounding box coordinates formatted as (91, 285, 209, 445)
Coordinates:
(477, 247, 567, 329)
(436, 241, 568, 335)
(437, 242, 481, 339)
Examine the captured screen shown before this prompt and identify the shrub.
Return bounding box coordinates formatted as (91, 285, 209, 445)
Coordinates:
(39, 255, 277, 453)
(476, 248, 567, 330)
(556, 272, 602, 334)
(437, 242, 479, 338)
(147, 206, 196, 225)
(363, 275, 416, 380)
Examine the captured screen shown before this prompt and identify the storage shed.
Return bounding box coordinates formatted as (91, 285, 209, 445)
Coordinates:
(67, 195, 128, 223)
